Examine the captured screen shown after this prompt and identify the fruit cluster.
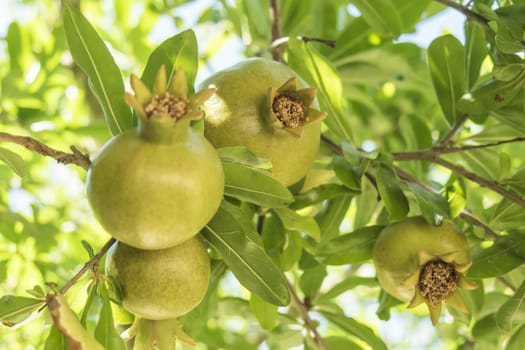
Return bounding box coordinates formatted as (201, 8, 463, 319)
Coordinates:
(86, 59, 326, 328)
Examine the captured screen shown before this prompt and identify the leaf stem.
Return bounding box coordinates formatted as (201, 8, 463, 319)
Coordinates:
(60, 238, 116, 294)
(286, 279, 329, 350)
(0, 132, 91, 170)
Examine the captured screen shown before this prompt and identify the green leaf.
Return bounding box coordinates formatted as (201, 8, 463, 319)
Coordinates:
(472, 314, 500, 341)
(465, 21, 488, 89)
(376, 165, 409, 221)
(46, 293, 105, 350)
(317, 276, 377, 304)
(0, 295, 44, 327)
(63, 6, 133, 135)
(299, 264, 326, 298)
(221, 200, 263, 246)
(407, 182, 450, 224)
(332, 156, 362, 191)
(321, 310, 387, 350)
(324, 336, 364, 350)
(273, 207, 321, 242)
(223, 162, 294, 208)
(291, 184, 357, 210)
(427, 34, 466, 125)
(458, 72, 525, 115)
(316, 195, 353, 243)
(79, 282, 98, 326)
(350, 0, 402, 38)
(94, 283, 126, 350)
(141, 29, 198, 91)
(202, 206, 290, 306)
(0, 147, 25, 177)
(496, 279, 525, 331)
(43, 325, 66, 350)
(249, 293, 277, 330)
(507, 323, 525, 350)
(218, 146, 271, 169)
(468, 231, 525, 278)
(376, 289, 403, 321)
(288, 37, 352, 141)
(317, 225, 384, 265)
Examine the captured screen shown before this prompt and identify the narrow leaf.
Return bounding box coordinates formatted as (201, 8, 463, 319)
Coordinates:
(321, 310, 387, 350)
(351, 0, 402, 37)
(458, 72, 525, 115)
(507, 323, 525, 350)
(288, 37, 352, 141)
(219, 146, 271, 169)
(249, 293, 277, 330)
(376, 165, 409, 221)
(465, 21, 488, 89)
(407, 182, 450, 225)
(46, 293, 105, 350)
(317, 277, 377, 304)
(291, 184, 357, 210)
(317, 225, 384, 265)
(273, 207, 321, 242)
(427, 35, 466, 125)
(468, 231, 525, 278)
(496, 279, 525, 331)
(141, 29, 198, 91)
(63, 6, 133, 135)
(94, 284, 126, 350)
(223, 162, 294, 208)
(0, 295, 44, 327)
(202, 206, 290, 306)
(0, 147, 25, 177)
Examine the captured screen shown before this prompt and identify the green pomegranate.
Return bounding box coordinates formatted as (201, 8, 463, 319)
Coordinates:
(86, 66, 224, 250)
(106, 236, 210, 320)
(372, 216, 478, 325)
(199, 58, 326, 186)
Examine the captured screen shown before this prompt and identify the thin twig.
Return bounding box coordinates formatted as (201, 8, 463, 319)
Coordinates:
(60, 238, 116, 294)
(457, 211, 498, 239)
(396, 166, 499, 239)
(287, 279, 329, 350)
(438, 114, 469, 147)
(431, 157, 525, 208)
(434, 0, 491, 29)
(0, 132, 91, 170)
(300, 36, 336, 48)
(435, 137, 525, 154)
(497, 276, 517, 292)
(269, 0, 283, 62)
(270, 36, 338, 51)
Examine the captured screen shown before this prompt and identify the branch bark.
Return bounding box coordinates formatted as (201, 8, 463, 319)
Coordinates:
(434, 0, 491, 29)
(0, 132, 91, 170)
(60, 238, 116, 294)
(287, 279, 329, 350)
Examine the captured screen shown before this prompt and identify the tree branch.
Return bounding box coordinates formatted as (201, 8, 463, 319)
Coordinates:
(0, 132, 91, 170)
(60, 238, 116, 294)
(287, 279, 328, 350)
(438, 114, 469, 147)
(435, 137, 525, 154)
(434, 0, 491, 29)
(395, 166, 499, 239)
(269, 0, 283, 62)
(431, 157, 525, 208)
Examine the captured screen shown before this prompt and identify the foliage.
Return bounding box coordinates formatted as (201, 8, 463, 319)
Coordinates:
(1, 0, 525, 349)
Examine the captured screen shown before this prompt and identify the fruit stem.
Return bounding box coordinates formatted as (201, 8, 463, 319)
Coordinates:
(138, 117, 191, 145)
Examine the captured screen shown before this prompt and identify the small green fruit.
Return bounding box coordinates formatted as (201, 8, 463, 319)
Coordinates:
(200, 58, 326, 186)
(106, 236, 210, 320)
(86, 67, 224, 250)
(373, 216, 478, 325)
